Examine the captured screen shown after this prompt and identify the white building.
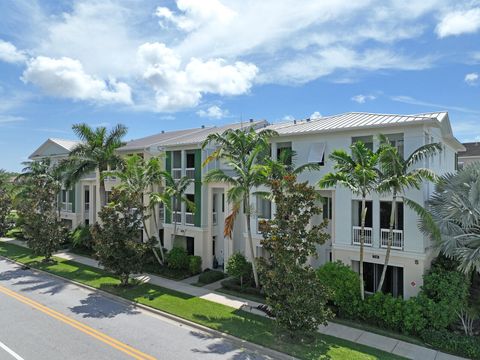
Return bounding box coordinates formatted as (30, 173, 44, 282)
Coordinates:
(28, 111, 464, 298)
(457, 142, 480, 168)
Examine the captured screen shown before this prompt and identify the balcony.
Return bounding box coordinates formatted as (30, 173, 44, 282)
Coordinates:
(380, 229, 403, 250)
(61, 202, 73, 213)
(172, 168, 182, 180)
(172, 212, 182, 224)
(185, 212, 195, 226)
(185, 168, 195, 179)
(352, 226, 373, 246)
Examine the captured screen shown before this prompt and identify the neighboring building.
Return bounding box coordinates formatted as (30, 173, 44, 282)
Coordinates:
(28, 111, 465, 299)
(28, 138, 97, 229)
(457, 142, 480, 169)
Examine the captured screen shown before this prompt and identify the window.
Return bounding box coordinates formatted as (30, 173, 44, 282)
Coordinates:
(276, 142, 292, 165)
(212, 236, 216, 256)
(212, 194, 218, 225)
(158, 229, 164, 247)
(380, 201, 404, 230)
(186, 237, 194, 256)
(352, 200, 373, 227)
(222, 193, 225, 212)
(323, 197, 332, 220)
(173, 151, 182, 168)
(386, 133, 404, 157)
(352, 136, 373, 151)
(308, 142, 326, 165)
(257, 197, 272, 220)
(186, 151, 195, 168)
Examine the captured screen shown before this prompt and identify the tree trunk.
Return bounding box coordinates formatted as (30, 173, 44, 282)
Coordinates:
(377, 192, 397, 292)
(359, 197, 367, 301)
(245, 196, 260, 288)
(172, 196, 178, 243)
(121, 274, 129, 287)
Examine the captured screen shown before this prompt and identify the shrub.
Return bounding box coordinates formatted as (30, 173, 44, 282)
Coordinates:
(316, 261, 361, 318)
(226, 252, 252, 287)
(166, 247, 189, 270)
(70, 225, 93, 249)
(198, 270, 224, 284)
(188, 255, 202, 275)
(420, 329, 480, 359)
(5, 227, 23, 239)
(221, 278, 264, 297)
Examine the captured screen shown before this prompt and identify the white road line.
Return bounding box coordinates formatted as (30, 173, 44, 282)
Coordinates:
(0, 340, 24, 360)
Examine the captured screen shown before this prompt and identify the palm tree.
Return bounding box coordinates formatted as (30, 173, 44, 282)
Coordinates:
(62, 123, 127, 216)
(375, 135, 442, 292)
(158, 172, 195, 245)
(422, 163, 480, 275)
(105, 154, 168, 264)
(319, 142, 379, 300)
(202, 127, 278, 288)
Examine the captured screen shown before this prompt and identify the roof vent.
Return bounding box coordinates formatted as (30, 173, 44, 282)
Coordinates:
(249, 118, 254, 123)
(306, 118, 311, 122)
(294, 120, 297, 124)
(161, 130, 165, 134)
(201, 125, 205, 128)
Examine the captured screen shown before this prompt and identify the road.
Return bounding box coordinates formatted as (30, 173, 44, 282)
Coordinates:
(0, 259, 272, 360)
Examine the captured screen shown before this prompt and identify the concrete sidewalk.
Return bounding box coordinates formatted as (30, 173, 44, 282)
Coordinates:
(1, 238, 467, 360)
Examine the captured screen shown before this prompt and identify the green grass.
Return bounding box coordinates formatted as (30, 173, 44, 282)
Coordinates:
(0, 241, 405, 360)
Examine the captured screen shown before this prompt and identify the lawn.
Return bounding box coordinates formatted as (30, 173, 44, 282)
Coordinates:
(0, 241, 405, 360)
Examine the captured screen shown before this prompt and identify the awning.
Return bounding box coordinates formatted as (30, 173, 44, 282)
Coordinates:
(308, 142, 326, 163)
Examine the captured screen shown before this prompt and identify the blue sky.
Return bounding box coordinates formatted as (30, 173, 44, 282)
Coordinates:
(1, 0, 480, 171)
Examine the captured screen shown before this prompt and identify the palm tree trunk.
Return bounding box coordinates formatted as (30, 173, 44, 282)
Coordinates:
(359, 197, 367, 300)
(377, 192, 397, 292)
(172, 197, 178, 244)
(245, 196, 260, 288)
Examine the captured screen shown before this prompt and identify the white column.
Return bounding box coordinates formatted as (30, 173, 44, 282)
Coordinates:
(204, 185, 214, 269)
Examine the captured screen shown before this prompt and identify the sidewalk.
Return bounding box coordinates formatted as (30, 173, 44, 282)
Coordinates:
(1, 238, 467, 360)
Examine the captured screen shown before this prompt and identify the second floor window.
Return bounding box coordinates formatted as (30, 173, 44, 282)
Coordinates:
(352, 136, 373, 151)
(257, 197, 272, 220)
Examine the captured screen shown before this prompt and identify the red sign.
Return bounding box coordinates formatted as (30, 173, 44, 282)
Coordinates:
(411, 281, 416, 287)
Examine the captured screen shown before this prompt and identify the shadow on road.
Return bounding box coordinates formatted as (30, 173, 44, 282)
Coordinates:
(0, 267, 67, 295)
(189, 330, 269, 360)
(69, 292, 140, 319)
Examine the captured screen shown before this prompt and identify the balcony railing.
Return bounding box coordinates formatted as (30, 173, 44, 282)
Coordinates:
(352, 226, 373, 246)
(380, 229, 403, 250)
(61, 202, 73, 213)
(185, 168, 195, 179)
(172, 212, 182, 224)
(172, 168, 182, 180)
(185, 212, 195, 226)
(212, 212, 217, 225)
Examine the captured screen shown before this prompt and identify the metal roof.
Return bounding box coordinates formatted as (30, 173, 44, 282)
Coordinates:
(118, 120, 268, 151)
(459, 142, 480, 157)
(50, 138, 81, 151)
(266, 112, 448, 135)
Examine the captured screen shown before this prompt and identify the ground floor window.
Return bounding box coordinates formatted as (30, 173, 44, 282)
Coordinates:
(158, 229, 164, 247)
(186, 236, 194, 256)
(353, 261, 404, 298)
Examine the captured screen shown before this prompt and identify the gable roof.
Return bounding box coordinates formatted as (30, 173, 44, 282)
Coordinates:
(266, 111, 464, 151)
(29, 138, 81, 159)
(118, 120, 268, 152)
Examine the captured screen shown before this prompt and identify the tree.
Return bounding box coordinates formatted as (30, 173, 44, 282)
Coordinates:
(258, 174, 332, 335)
(424, 163, 480, 275)
(319, 142, 379, 300)
(158, 172, 194, 244)
(202, 127, 278, 288)
(376, 135, 441, 291)
(226, 252, 252, 287)
(92, 189, 152, 286)
(0, 170, 13, 236)
(15, 159, 66, 261)
(62, 123, 127, 214)
(105, 154, 168, 264)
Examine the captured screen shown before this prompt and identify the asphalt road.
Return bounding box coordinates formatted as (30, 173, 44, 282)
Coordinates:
(0, 259, 272, 360)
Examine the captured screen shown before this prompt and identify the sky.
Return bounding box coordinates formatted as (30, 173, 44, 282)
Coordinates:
(1, 0, 480, 171)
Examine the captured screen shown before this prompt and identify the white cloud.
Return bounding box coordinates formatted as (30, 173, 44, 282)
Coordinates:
(0, 39, 27, 64)
(156, 0, 236, 32)
(436, 7, 480, 37)
(310, 111, 322, 119)
(465, 72, 479, 85)
(138, 42, 257, 111)
(282, 115, 295, 121)
(390, 95, 480, 114)
(22, 56, 132, 105)
(197, 105, 229, 119)
(352, 94, 376, 103)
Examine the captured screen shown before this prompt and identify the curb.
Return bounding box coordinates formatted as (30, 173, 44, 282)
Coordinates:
(0, 255, 297, 360)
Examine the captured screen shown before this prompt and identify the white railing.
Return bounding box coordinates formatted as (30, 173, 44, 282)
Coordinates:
(61, 202, 73, 213)
(257, 217, 268, 233)
(212, 212, 217, 225)
(185, 168, 195, 179)
(185, 212, 195, 226)
(380, 229, 403, 250)
(352, 226, 373, 246)
(172, 212, 182, 224)
(172, 168, 182, 180)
